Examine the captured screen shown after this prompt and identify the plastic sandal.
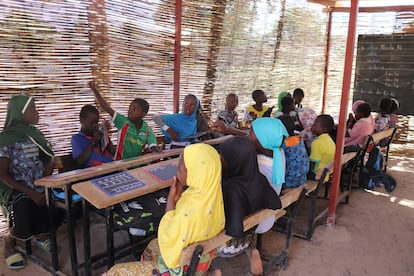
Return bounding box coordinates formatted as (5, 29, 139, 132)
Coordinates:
(34, 238, 51, 254)
(5, 252, 25, 270)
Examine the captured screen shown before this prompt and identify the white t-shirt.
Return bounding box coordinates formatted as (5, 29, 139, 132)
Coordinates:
(255, 152, 285, 233)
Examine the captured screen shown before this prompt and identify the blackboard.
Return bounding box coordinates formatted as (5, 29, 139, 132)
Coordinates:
(91, 171, 145, 196)
(353, 34, 414, 115)
(145, 164, 177, 183)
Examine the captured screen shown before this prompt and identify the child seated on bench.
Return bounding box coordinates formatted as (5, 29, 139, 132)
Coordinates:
(249, 118, 289, 233)
(217, 136, 281, 257)
(308, 115, 336, 181)
(71, 104, 115, 168)
(106, 144, 225, 275)
(89, 81, 160, 159)
(345, 101, 374, 147)
(278, 115, 309, 188)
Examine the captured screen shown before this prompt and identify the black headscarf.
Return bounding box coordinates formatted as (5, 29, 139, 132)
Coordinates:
(220, 136, 281, 238)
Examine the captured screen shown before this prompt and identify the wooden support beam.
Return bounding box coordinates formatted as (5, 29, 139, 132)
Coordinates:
(323, 5, 414, 13)
(307, 0, 337, 7)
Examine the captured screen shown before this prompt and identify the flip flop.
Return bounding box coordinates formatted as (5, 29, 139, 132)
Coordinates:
(33, 238, 51, 254)
(5, 252, 25, 270)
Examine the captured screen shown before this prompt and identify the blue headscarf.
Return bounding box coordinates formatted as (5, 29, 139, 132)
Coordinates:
(161, 95, 200, 142)
(252, 118, 289, 187)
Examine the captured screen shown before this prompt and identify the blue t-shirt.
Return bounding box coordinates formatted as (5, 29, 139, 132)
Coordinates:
(71, 132, 113, 168)
(282, 138, 309, 188)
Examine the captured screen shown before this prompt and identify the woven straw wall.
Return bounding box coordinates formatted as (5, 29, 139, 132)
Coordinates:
(0, 0, 412, 154)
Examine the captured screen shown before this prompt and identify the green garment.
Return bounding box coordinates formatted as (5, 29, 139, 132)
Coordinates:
(277, 91, 290, 112)
(0, 94, 54, 214)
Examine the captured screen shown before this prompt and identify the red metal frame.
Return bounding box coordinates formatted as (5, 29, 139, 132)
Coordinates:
(326, 0, 359, 226)
(173, 0, 182, 113)
(321, 9, 332, 114)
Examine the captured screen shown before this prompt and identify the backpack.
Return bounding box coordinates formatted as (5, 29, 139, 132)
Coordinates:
(359, 145, 396, 192)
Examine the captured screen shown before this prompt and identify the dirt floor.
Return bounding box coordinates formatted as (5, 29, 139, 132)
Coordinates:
(0, 151, 413, 276)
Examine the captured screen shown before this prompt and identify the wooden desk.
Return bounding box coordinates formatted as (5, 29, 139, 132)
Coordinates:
(33, 136, 230, 275)
(36, 148, 184, 188)
(72, 158, 179, 275)
(72, 158, 178, 209)
(34, 149, 182, 276)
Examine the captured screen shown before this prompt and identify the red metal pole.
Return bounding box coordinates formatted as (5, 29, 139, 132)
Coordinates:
(173, 0, 182, 113)
(321, 10, 332, 114)
(326, 0, 359, 227)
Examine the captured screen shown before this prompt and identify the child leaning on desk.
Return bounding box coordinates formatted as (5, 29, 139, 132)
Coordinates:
(89, 81, 160, 160)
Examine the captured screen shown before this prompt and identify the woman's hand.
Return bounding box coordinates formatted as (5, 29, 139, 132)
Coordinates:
(165, 176, 184, 212)
(167, 128, 180, 141)
(28, 190, 47, 207)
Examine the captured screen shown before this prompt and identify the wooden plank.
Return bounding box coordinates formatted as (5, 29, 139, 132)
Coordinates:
(307, 0, 336, 7)
(35, 148, 183, 188)
(324, 5, 414, 13)
(371, 128, 396, 144)
(281, 186, 305, 209)
(178, 209, 287, 267)
(179, 185, 305, 266)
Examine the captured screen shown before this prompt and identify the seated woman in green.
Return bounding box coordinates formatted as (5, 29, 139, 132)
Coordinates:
(0, 94, 64, 270)
(107, 143, 225, 275)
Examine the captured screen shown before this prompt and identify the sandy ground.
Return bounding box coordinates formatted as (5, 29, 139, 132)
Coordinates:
(0, 155, 413, 276)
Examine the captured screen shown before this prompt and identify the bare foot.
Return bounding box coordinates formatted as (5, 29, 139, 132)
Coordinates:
(250, 249, 263, 275)
(4, 233, 16, 257)
(207, 269, 222, 276)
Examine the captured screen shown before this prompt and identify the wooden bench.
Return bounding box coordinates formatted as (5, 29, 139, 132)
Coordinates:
(283, 152, 358, 241)
(179, 185, 308, 275)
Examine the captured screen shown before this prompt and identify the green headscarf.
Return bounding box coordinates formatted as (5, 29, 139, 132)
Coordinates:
(277, 91, 290, 112)
(0, 94, 54, 213)
(0, 94, 53, 157)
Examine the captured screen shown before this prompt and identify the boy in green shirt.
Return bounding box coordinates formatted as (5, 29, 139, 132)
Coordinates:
(89, 81, 160, 160)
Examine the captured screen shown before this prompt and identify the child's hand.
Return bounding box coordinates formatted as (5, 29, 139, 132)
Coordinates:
(88, 81, 98, 93)
(210, 120, 228, 134)
(91, 129, 103, 144)
(150, 145, 163, 153)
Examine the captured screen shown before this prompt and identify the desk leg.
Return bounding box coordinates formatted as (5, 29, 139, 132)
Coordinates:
(82, 199, 92, 276)
(46, 188, 59, 271)
(106, 206, 115, 268)
(65, 185, 79, 276)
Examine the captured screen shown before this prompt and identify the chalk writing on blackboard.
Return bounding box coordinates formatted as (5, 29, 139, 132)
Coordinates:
(91, 171, 145, 196)
(145, 164, 177, 183)
(353, 34, 414, 115)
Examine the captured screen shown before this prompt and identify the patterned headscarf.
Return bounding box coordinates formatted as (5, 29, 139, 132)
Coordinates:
(0, 94, 53, 158)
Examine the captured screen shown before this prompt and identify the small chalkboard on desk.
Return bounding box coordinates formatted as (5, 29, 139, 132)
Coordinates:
(145, 163, 177, 183)
(91, 171, 145, 196)
(353, 34, 414, 115)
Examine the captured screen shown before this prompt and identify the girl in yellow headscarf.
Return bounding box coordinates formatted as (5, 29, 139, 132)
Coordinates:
(107, 143, 225, 276)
